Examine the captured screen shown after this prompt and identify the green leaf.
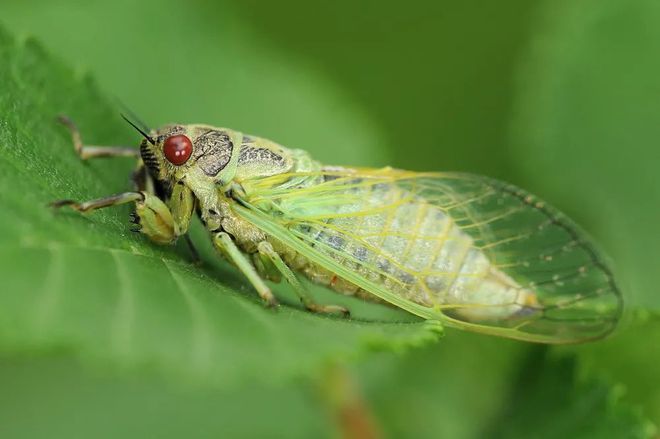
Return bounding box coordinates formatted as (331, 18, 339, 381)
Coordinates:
(558, 312, 660, 427)
(0, 26, 439, 388)
(354, 339, 655, 439)
(487, 349, 656, 439)
(0, 353, 334, 439)
(354, 334, 530, 439)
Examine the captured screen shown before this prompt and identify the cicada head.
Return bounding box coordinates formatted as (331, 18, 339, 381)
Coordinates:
(135, 123, 240, 188)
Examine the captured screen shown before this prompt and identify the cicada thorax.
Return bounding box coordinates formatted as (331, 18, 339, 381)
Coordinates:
(267, 169, 536, 320)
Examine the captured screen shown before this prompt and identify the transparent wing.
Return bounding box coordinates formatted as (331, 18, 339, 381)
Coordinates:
(233, 168, 622, 343)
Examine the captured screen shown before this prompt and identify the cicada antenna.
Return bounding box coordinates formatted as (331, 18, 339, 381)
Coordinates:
(114, 97, 156, 145)
(120, 113, 155, 145)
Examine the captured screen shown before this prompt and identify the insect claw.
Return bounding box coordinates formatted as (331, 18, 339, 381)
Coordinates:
(264, 295, 279, 309)
(128, 212, 141, 224)
(55, 114, 74, 127)
(130, 225, 142, 233)
(48, 199, 78, 210)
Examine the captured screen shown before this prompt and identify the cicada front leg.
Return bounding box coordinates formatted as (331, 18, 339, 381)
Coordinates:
(256, 241, 350, 317)
(50, 191, 187, 245)
(57, 115, 139, 160)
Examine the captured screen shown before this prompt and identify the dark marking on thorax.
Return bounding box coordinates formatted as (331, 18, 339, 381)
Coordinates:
(238, 146, 285, 165)
(193, 130, 233, 176)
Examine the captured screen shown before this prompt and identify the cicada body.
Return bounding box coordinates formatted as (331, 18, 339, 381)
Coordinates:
(52, 117, 623, 343)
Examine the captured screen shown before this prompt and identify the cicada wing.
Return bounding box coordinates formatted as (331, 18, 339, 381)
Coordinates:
(234, 168, 622, 343)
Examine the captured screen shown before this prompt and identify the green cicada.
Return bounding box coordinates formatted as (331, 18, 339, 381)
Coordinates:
(51, 115, 622, 343)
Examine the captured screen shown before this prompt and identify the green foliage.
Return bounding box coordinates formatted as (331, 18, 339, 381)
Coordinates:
(0, 0, 657, 437)
(355, 334, 529, 438)
(559, 312, 660, 430)
(0, 354, 333, 439)
(489, 350, 655, 439)
(355, 341, 656, 439)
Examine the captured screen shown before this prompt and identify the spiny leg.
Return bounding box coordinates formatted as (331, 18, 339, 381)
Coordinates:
(50, 192, 144, 212)
(257, 241, 350, 317)
(213, 232, 278, 308)
(58, 115, 139, 160)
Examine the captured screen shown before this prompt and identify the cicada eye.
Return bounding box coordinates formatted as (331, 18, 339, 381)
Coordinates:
(163, 134, 193, 166)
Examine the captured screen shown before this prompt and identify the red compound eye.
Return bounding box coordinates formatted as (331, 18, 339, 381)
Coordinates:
(163, 134, 192, 165)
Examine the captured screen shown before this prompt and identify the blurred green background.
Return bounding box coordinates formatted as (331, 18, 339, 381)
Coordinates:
(0, 0, 658, 437)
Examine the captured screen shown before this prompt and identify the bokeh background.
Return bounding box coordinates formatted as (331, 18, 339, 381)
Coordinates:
(0, 0, 658, 437)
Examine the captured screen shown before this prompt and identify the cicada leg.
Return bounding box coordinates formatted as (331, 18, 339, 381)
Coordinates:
(257, 241, 350, 317)
(58, 114, 152, 192)
(50, 191, 187, 245)
(57, 115, 139, 159)
(50, 192, 144, 212)
(213, 232, 278, 308)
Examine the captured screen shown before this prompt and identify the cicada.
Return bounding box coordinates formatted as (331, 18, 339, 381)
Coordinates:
(51, 115, 622, 343)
